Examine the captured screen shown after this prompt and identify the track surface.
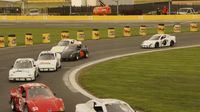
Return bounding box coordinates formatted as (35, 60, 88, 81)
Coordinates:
(0, 32, 200, 112)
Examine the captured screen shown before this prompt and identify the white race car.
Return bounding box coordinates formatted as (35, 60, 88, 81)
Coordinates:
(36, 51, 61, 72)
(9, 58, 39, 81)
(75, 99, 136, 112)
(141, 34, 176, 48)
(51, 39, 82, 54)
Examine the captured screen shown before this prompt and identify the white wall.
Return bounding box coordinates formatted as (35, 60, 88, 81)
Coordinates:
(87, 0, 97, 6)
(72, 0, 86, 6)
(102, 0, 134, 5)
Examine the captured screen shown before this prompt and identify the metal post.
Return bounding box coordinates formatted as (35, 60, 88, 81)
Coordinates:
(114, 0, 119, 15)
(69, 2, 72, 15)
(117, 0, 119, 15)
(168, 0, 171, 15)
(67, 0, 72, 15)
(21, 0, 24, 15)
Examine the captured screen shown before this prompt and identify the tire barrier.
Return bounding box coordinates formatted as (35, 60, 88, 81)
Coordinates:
(61, 31, 69, 40)
(77, 30, 85, 41)
(0, 22, 199, 48)
(124, 26, 131, 37)
(8, 34, 16, 47)
(42, 33, 50, 44)
(25, 33, 33, 45)
(173, 24, 181, 33)
(190, 23, 198, 32)
(158, 24, 165, 34)
(92, 29, 100, 40)
(0, 35, 5, 48)
(108, 28, 115, 38)
(139, 25, 147, 36)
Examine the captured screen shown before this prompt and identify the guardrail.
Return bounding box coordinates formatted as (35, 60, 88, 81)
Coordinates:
(0, 15, 200, 21)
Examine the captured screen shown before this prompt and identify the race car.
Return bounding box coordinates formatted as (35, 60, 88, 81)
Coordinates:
(9, 83, 65, 112)
(75, 99, 136, 112)
(36, 51, 61, 71)
(51, 39, 82, 54)
(141, 34, 176, 48)
(61, 44, 89, 61)
(9, 58, 39, 81)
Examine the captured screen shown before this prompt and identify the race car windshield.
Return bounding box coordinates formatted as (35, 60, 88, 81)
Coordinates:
(58, 41, 70, 46)
(38, 53, 55, 60)
(149, 35, 160, 40)
(14, 60, 33, 69)
(28, 87, 54, 99)
(179, 9, 189, 12)
(106, 103, 132, 112)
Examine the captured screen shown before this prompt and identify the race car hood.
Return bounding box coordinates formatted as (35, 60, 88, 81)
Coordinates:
(51, 46, 68, 53)
(76, 104, 93, 112)
(36, 60, 56, 65)
(9, 68, 34, 74)
(28, 97, 64, 112)
(142, 40, 157, 45)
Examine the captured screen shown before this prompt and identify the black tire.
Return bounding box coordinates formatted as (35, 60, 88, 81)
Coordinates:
(23, 105, 29, 112)
(61, 58, 65, 62)
(170, 41, 175, 47)
(10, 98, 16, 111)
(75, 54, 79, 61)
(85, 51, 89, 58)
(33, 73, 36, 81)
(155, 42, 159, 48)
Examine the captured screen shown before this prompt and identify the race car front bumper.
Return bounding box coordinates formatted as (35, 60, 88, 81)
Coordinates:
(38, 65, 56, 71)
(9, 76, 35, 81)
(141, 44, 154, 48)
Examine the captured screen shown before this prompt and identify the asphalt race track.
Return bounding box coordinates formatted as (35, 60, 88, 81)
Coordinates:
(1, 31, 200, 112)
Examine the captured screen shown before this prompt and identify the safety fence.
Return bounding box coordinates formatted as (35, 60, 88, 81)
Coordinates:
(0, 23, 198, 48)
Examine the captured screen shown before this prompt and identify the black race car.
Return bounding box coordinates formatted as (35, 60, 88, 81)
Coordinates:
(61, 44, 89, 61)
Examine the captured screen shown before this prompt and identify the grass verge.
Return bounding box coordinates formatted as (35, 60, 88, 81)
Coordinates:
(79, 47, 200, 112)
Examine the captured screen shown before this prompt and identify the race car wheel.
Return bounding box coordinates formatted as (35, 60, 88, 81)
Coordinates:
(33, 74, 36, 81)
(10, 98, 16, 111)
(155, 42, 159, 48)
(75, 54, 79, 61)
(85, 52, 89, 58)
(23, 105, 29, 112)
(170, 41, 175, 47)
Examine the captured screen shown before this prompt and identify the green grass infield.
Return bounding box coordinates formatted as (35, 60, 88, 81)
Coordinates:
(79, 47, 200, 112)
(0, 26, 193, 46)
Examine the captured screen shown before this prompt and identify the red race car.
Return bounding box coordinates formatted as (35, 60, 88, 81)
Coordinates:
(9, 83, 65, 112)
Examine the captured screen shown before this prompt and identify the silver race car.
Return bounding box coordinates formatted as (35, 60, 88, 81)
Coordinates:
(36, 51, 61, 72)
(76, 99, 136, 112)
(141, 34, 176, 48)
(9, 58, 39, 81)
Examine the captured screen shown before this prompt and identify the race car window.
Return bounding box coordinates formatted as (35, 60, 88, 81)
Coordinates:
(38, 53, 55, 60)
(149, 35, 160, 40)
(161, 35, 166, 40)
(22, 88, 26, 98)
(14, 60, 33, 69)
(106, 103, 132, 112)
(28, 87, 54, 99)
(94, 106, 103, 112)
(58, 41, 70, 46)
